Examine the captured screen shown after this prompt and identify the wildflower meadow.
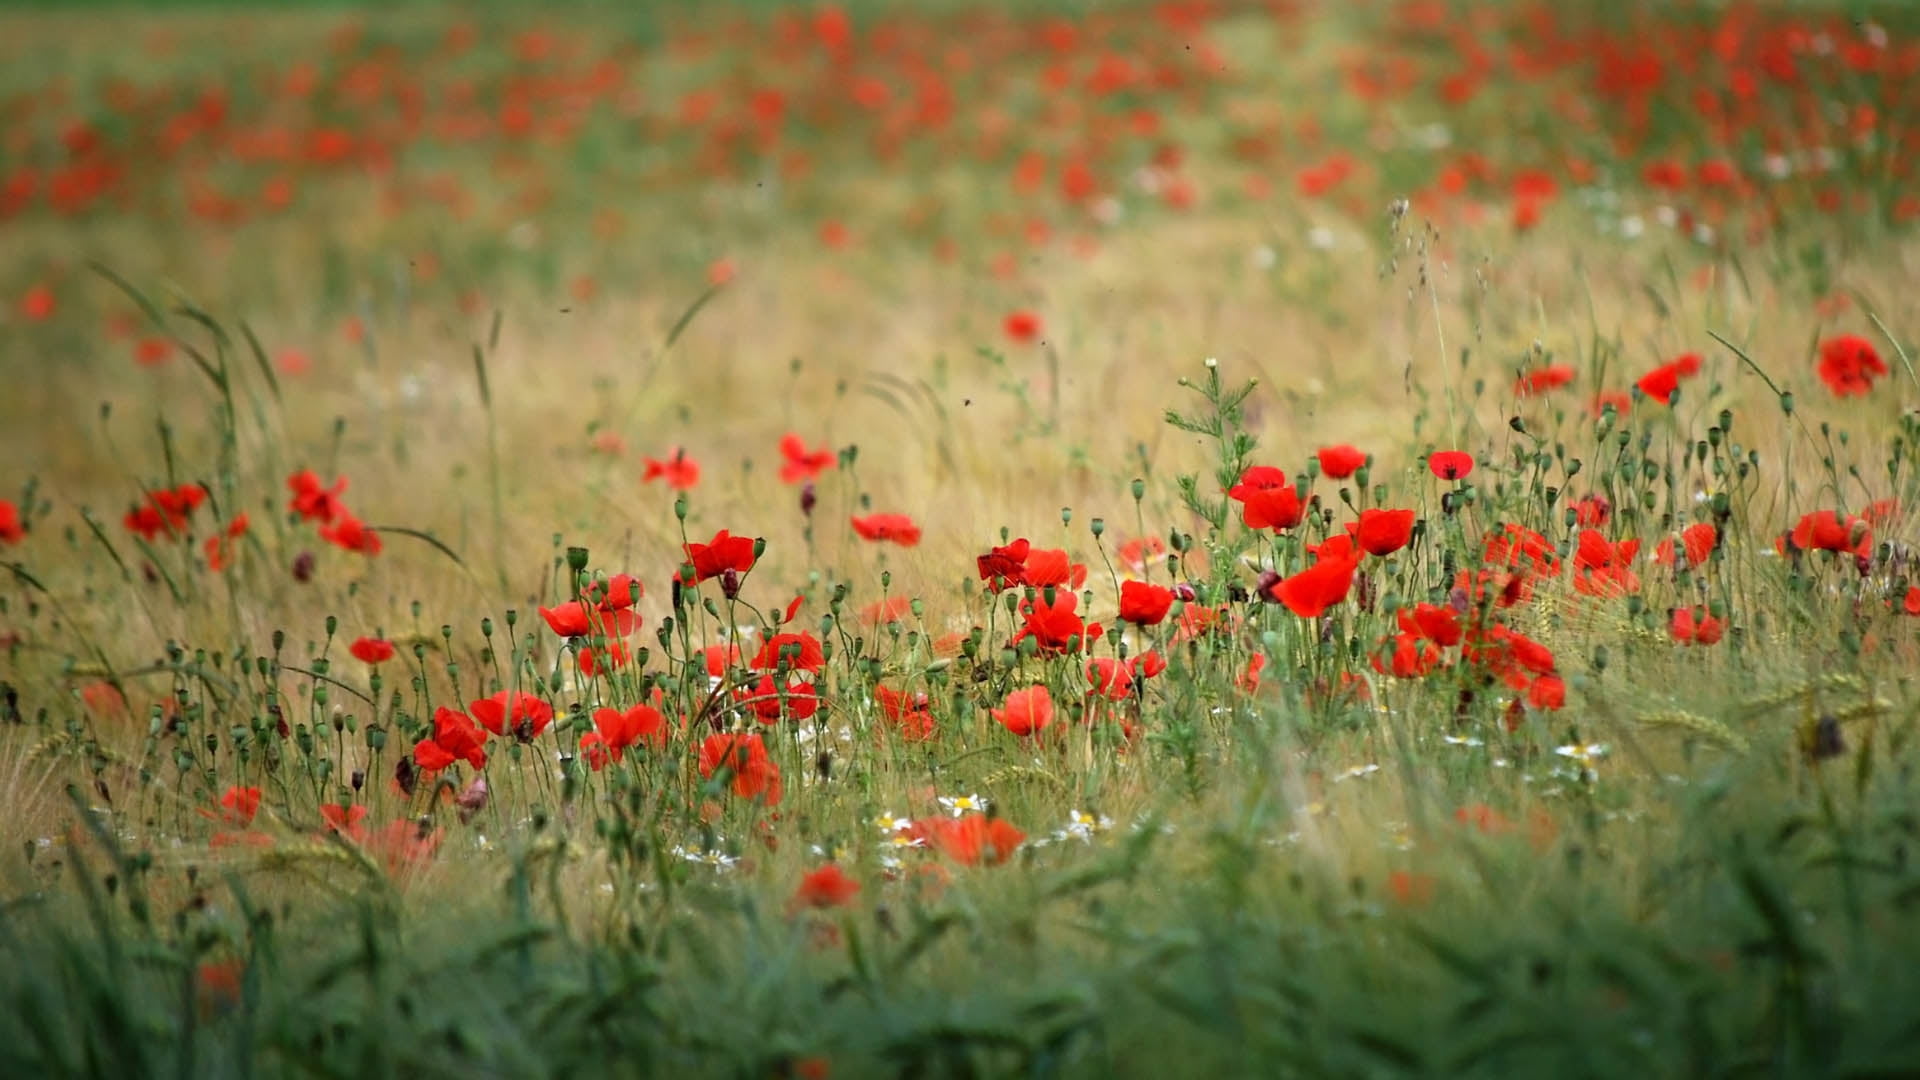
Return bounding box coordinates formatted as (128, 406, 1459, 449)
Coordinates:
(4, 0, 1920, 1075)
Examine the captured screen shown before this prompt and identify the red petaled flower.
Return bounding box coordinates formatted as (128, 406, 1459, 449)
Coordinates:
(1790, 510, 1871, 555)
(1012, 590, 1100, 655)
(349, 637, 395, 664)
(216, 785, 262, 827)
(683, 529, 757, 584)
(1316, 444, 1367, 479)
(1227, 466, 1305, 530)
(203, 514, 249, 572)
(921, 813, 1025, 866)
(976, 537, 1031, 590)
(736, 673, 820, 724)
(1635, 352, 1702, 405)
(778, 434, 834, 484)
(580, 703, 667, 769)
(538, 600, 639, 640)
(1654, 522, 1718, 567)
(1022, 547, 1086, 589)
(1669, 606, 1725, 646)
(991, 684, 1054, 736)
(1371, 633, 1443, 678)
(792, 864, 861, 910)
(751, 631, 826, 672)
(1003, 310, 1042, 343)
(1816, 334, 1887, 397)
(641, 448, 700, 490)
(319, 803, 369, 842)
(1396, 603, 1462, 647)
(318, 514, 382, 555)
(698, 732, 783, 805)
(1515, 364, 1575, 396)
(850, 513, 922, 546)
(1571, 529, 1641, 597)
(414, 706, 489, 771)
(1428, 450, 1474, 481)
(287, 470, 347, 524)
(1117, 580, 1174, 625)
(0, 499, 23, 544)
(874, 685, 937, 741)
(1350, 508, 1416, 557)
(1482, 522, 1561, 576)
(468, 691, 554, 740)
(1573, 494, 1612, 527)
(1267, 554, 1359, 618)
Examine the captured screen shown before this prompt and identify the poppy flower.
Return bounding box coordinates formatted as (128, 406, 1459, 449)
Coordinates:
(792, 864, 861, 910)
(1904, 586, 1920, 616)
(779, 434, 834, 484)
(1227, 466, 1305, 530)
(1634, 352, 1702, 405)
(1428, 451, 1474, 481)
(319, 514, 382, 556)
(752, 632, 826, 672)
(367, 819, 444, 877)
(577, 642, 632, 677)
(1003, 310, 1042, 343)
(287, 470, 348, 524)
(203, 514, 249, 572)
(683, 529, 757, 584)
(134, 337, 174, 368)
(1023, 547, 1086, 588)
(642, 449, 700, 490)
(1571, 529, 1641, 597)
(17, 283, 54, 321)
(1012, 590, 1097, 655)
(1572, 494, 1611, 527)
(1350, 508, 1416, 556)
(0, 499, 23, 544)
(1591, 390, 1633, 417)
(1790, 510, 1870, 555)
(1516, 364, 1575, 396)
(1654, 522, 1717, 567)
(976, 537, 1031, 590)
(1371, 633, 1443, 678)
(1669, 606, 1724, 645)
(414, 706, 488, 771)
(850, 513, 922, 546)
(468, 691, 554, 740)
(875, 685, 937, 741)
(581, 703, 667, 768)
(991, 685, 1054, 736)
(1525, 674, 1566, 710)
(921, 813, 1024, 866)
(1085, 657, 1136, 701)
(319, 803, 369, 842)
(1116, 536, 1168, 576)
(1482, 522, 1561, 576)
(736, 673, 820, 724)
(349, 637, 395, 664)
(1117, 580, 1174, 625)
(1396, 603, 1462, 646)
(215, 786, 262, 827)
(1267, 554, 1358, 618)
(1387, 869, 1436, 907)
(698, 732, 783, 805)
(1816, 334, 1887, 396)
(1316, 444, 1367, 478)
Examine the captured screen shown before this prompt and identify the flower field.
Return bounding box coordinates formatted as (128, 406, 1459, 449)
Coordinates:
(4, 1, 1920, 1076)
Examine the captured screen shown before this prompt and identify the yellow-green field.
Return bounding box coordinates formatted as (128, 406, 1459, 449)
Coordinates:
(4, 2, 1920, 1076)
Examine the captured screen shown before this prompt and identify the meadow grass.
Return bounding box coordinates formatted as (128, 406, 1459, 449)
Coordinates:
(4, 1, 1920, 1076)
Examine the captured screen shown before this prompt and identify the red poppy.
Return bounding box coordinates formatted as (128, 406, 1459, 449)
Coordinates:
(1525, 674, 1566, 710)
(414, 706, 488, 771)
(287, 470, 348, 524)
(468, 691, 554, 740)
(0, 499, 23, 544)
(1571, 529, 1641, 596)
(1371, 633, 1444, 678)
(18, 283, 54, 321)
(134, 337, 174, 368)
(581, 703, 667, 768)
(538, 600, 639, 640)
(1387, 869, 1436, 907)
(976, 537, 1031, 590)
(1117, 580, 1174, 625)
(850, 513, 922, 546)
(1227, 466, 1305, 530)
(215, 786, 262, 827)
(1350, 508, 1416, 556)
(1654, 522, 1717, 567)
(350, 637, 395, 664)
(1816, 334, 1887, 396)
(683, 529, 757, 584)
(1591, 390, 1633, 417)
(752, 632, 826, 672)
(1003, 310, 1042, 343)
(642, 448, 700, 490)
(875, 685, 937, 741)
(921, 813, 1024, 866)
(1515, 364, 1575, 396)
(1267, 554, 1358, 618)
(319, 514, 382, 555)
(779, 434, 834, 484)
(1790, 510, 1870, 555)
(1012, 590, 1099, 655)
(1396, 603, 1462, 647)
(1428, 450, 1474, 481)
(319, 803, 369, 843)
(1904, 587, 1920, 616)
(367, 819, 444, 878)
(1085, 657, 1135, 701)
(1316, 444, 1367, 479)
(1482, 522, 1561, 576)
(203, 513, 249, 572)
(1573, 494, 1612, 527)
(698, 732, 783, 805)
(991, 684, 1054, 736)
(736, 673, 820, 724)
(577, 642, 633, 677)
(1023, 547, 1086, 588)
(1635, 352, 1702, 405)
(792, 864, 861, 910)
(1669, 606, 1724, 645)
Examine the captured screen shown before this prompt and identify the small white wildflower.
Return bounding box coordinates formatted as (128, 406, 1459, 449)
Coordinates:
(875, 811, 912, 834)
(1619, 214, 1645, 239)
(1307, 225, 1336, 250)
(1441, 734, 1484, 748)
(1335, 763, 1381, 782)
(938, 793, 987, 817)
(1554, 742, 1608, 767)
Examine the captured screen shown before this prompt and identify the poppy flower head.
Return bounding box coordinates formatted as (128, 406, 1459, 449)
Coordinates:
(1267, 553, 1359, 618)
(287, 470, 348, 524)
(1022, 547, 1086, 589)
(318, 514, 382, 556)
(1316, 444, 1367, 479)
(850, 513, 922, 547)
(642, 448, 701, 490)
(1350, 508, 1416, 556)
(1790, 510, 1871, 555)
(414, 706, 488, 772)
(698, 732, 783, 804)
(1227, 465, 1305, 530)
(1516, 364, 1575, 396)
(0, 499, 23, 544)
(1816, 334, 1887, 396)
(792, 864, 861, 910)
(684, 529, 758, 584)
(976, 537, 1031, 590)
(875, 685, 938, 741)
(751, 631, 826, 672)
(349, 636, 395, 664)
(779, 434, 835, 484)
(1003, 310, 1042, 343)
(1428, 450, 1474, 481)
(991, 684, 1054, 736)
(1117, 579, 1174, 625)
(923, 813, 1025, 866)
(468, 691, 554, 740)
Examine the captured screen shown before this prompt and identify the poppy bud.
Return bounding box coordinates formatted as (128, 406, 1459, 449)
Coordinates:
(1131, 478, 1146, 501)
(351, 768, 365, 792)
(674, 495, 688, 521)
(799, 484, 817, 516)
(291, 551, 315, 582)
(325, 615, 338, 637)
(1778, 392, 1793, 415)
(720, 569, 742, 599)
(1173, 582, 1197, 602)
(566, 546, 590, 572)
(1090, 517, 1104, 538)
(1061, 506, 1072, 526)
